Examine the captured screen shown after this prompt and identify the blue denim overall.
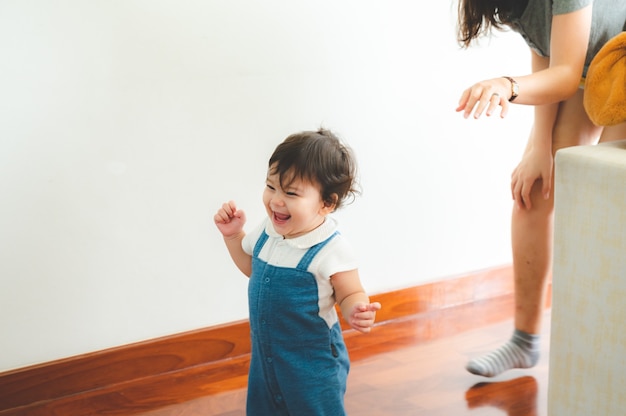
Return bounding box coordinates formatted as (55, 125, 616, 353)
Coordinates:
(246, 231, 350, 416)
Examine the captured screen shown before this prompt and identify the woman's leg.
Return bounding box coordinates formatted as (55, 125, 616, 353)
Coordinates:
(598, 121, 626, 143)
(467, 89, 602, 377)
(513, 90, 602, 334)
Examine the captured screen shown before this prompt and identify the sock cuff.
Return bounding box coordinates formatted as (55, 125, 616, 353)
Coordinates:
(512, 329, 540, 350)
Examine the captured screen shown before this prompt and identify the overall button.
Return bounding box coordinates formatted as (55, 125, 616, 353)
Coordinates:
(264, 278, 270, 283)
(266, 357, 273, 363)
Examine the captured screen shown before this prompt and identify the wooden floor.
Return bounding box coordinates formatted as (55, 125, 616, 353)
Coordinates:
(9, 298, 551, 416)
(140, 306, 551, 416)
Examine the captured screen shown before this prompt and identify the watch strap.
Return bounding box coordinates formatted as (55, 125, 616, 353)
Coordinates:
(502, 76, 519, 102)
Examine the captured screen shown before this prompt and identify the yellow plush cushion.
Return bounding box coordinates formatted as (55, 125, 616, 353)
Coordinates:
(583, 32, 626, 126)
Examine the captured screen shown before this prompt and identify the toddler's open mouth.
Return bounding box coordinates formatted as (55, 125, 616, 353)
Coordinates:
(273, 212, 290, 224)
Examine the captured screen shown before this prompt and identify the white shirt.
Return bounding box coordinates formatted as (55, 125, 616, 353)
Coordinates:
(242, 216, 358, 328)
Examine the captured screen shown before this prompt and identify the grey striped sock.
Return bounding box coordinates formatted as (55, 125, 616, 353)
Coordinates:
(466, 329, 540, 377)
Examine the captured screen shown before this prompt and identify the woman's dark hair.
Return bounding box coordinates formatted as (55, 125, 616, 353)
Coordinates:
(268, 128, 359, 210)
(457, 0, 524, 48)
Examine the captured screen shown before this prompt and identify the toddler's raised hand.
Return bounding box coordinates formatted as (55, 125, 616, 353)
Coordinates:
(214, 200, 246, 238)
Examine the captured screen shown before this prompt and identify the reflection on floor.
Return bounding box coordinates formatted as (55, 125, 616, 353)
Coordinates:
(141, 309, 551, 416)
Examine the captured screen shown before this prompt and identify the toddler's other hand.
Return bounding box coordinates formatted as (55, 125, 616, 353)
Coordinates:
(349, 302, 381, 333)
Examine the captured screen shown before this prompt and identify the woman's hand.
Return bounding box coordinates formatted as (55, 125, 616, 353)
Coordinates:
(510, 146, 553, 210)
(457, 77, 512, 119)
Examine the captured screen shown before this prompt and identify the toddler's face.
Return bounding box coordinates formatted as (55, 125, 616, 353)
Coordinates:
(263, 167, 332, 239)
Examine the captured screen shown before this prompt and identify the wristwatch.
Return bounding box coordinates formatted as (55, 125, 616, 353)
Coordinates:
(502, 76, 519, 102)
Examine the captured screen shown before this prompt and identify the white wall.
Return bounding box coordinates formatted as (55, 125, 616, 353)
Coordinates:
(0, 0, 531, 372)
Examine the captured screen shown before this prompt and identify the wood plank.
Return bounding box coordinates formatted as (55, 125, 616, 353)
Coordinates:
(0, 264, 516, 413)
(0, 321, 251, 411)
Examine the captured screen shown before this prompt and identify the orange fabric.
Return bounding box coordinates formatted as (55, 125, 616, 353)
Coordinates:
(583, 32, 626, 126)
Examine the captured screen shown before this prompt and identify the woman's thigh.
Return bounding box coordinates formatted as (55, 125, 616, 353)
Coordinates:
(552, 89, 602, 154)
(599, 121, 626, 142)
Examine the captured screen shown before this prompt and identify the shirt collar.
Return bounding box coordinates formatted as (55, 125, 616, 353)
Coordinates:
(264, 216, 339, 249)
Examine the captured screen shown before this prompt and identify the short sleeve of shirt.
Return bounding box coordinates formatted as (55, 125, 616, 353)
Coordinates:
(242, 220, 266, 256)
(514, 0, 626, 72)
(513, 0, 594, 59)
(313, 234, 359, 279)
(553, 0, 591, 15)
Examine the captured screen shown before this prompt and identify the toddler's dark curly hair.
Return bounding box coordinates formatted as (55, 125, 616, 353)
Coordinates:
(268, 128, 359, 211)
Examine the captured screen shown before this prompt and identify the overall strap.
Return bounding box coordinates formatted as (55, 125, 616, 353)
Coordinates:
(296, 231, 339, 270)
(252, 231, 269, 257)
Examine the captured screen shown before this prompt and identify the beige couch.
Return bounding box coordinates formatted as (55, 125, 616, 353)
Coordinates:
(548, 139, 626, 415)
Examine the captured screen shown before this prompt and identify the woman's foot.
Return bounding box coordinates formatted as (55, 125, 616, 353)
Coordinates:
(466, 329, 540, 377)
